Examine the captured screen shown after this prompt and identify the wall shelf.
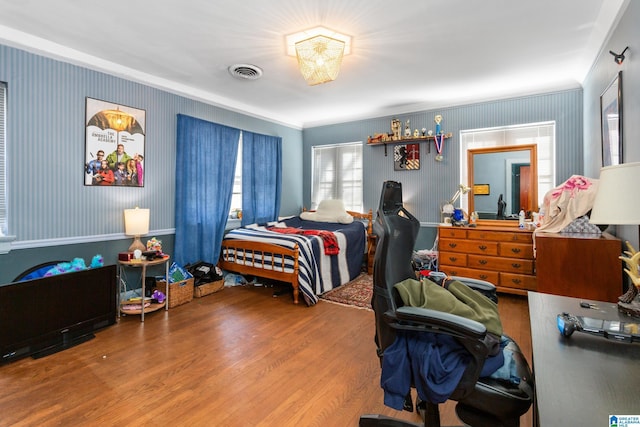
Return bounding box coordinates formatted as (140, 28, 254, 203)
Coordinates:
(367, 133, 452, 156)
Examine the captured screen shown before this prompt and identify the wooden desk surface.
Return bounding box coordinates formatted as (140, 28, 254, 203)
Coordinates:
(528, 292, 640, 426)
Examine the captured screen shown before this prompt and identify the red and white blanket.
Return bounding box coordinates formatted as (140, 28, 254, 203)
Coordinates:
(267, 226, 339, 255)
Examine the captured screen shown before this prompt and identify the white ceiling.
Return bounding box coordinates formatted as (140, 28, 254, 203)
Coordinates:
(0, 0, 628, 129)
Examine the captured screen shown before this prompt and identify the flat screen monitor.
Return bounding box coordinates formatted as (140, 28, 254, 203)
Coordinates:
(0, 265, 117, 364)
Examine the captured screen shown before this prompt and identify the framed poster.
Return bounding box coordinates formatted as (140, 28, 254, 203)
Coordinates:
(85, 97, 146, 186)
(600, 72, 622, 166)
(394, 143, 420, 170)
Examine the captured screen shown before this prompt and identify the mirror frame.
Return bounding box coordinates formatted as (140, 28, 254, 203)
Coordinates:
(467, 144, 538, 227)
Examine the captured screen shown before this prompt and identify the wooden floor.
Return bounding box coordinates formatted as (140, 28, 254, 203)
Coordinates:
(0, 283, 533, 427)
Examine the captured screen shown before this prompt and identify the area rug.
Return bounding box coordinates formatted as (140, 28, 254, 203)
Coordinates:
(319, 273, 373, 310)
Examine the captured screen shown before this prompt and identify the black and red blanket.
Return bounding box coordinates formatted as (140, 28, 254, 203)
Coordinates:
(267, 226, 339, 255)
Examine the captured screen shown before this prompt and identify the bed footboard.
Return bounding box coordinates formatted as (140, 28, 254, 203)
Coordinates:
(219, 239, 301, 304)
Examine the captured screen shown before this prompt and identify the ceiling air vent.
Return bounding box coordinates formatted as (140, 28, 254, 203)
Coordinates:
(228, 64, 263, 80)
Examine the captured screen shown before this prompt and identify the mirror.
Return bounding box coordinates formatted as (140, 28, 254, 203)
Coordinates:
(467, 144, 537, 223)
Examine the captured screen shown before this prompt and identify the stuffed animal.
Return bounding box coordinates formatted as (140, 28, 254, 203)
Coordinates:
(44, 254, 104, 276)
(90, 254, 104, 268)
(152, 289, 165, 303)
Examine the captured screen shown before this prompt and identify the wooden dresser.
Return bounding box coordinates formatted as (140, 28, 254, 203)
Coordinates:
(535, 232, 623, 302)
(438, 225, 536, 296)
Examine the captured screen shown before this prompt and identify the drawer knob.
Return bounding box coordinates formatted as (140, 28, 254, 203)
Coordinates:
(479, 260, 488, 265)
(511, 248, 521, 254)
(479, 274, 488, 280)
(478, 245, 487, 251)
(511, 278, 522, 284)
(448, 257, 457, 262)
(511, 263, 521, 268)
(448, 243, 457, 248)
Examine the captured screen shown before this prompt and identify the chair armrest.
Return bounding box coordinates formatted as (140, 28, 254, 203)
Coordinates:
(385, 306, 487, 339)
(447, 276, 498, 304)
(448, 276, 495, 293)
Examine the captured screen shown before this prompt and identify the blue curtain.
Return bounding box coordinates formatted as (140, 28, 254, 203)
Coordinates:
(174, 114, 240, 266)
(241, 132, 282, 226)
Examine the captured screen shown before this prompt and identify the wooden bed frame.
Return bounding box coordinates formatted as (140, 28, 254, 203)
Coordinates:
(219, 209, 374, 304)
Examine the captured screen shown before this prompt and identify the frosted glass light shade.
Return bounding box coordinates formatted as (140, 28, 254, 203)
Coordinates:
(295, 35, 345, 86)
(589, 162, 640, 225)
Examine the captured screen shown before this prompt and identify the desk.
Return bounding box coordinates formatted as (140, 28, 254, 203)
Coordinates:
(117, 256, 170, 322)
(528, 292, 640, 426)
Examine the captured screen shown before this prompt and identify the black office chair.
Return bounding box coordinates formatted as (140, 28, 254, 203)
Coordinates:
(361, 181, 533, 427)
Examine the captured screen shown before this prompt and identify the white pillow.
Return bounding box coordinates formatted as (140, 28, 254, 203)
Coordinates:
(300, 199, 354, 224)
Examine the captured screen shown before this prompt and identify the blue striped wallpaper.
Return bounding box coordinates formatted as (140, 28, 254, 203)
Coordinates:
(303, 89, 583, 230)
(0, 43, 303, 246)
(2, 1, 638, 282)
(0, 42, 584, 277)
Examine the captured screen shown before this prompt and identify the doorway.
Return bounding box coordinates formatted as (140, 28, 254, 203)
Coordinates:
(511, 163, 532, 213)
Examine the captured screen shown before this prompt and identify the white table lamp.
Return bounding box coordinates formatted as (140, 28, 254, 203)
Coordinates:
(124, 207, 150, 253)
(589, 162, 640, 317)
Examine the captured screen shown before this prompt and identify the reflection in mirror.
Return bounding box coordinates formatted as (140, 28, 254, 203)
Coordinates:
(467, 144, 537, 221)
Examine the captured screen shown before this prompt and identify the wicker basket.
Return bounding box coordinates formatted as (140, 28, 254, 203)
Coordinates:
(193, 280, 224, 298)
(156, 278, 194, 308)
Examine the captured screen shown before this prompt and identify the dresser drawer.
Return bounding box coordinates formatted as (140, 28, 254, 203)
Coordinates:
(467, 229, 533, 244)
(438, 251, 467, 267)
(499, 242, 534, 259)
(440, 266, 499, 285)
(437, 225, 535, 296)
(439, 227, 467, 239)
(500, 272, 537, 290)
(468, 254, 534, 274)
(439, 238, 499, 256)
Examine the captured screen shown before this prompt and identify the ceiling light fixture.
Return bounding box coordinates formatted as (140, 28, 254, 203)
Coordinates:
(286, 27, 351, 86)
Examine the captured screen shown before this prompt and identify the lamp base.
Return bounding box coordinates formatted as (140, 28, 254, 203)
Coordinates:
(128, 236, 146, 253)
(618, 286, 640, 319)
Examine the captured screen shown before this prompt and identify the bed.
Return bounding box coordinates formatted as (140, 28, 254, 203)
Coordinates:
(219, 209, 373, 305)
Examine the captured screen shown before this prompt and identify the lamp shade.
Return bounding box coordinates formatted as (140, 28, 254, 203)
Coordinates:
(124, 208, 150, 236)
(295, 35, 345, 86)
(589, 162, 640, 225)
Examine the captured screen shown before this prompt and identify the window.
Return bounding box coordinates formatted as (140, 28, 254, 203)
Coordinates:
(0, 82, 6, 236)
(460, 122, 555, 210)
(311, 142, 363, 211)
(229, 134, 242, 218)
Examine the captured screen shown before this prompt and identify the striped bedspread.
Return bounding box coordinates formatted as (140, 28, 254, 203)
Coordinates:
(222, 216, 366, 305)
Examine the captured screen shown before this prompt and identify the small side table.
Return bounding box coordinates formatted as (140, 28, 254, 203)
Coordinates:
(117, 255, 170, 322)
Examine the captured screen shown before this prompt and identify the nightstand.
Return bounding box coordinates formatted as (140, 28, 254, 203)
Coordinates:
(117, 255, 170, 322)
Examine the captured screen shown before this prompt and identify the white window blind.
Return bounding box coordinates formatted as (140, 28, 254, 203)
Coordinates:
(0, 82, 6, 236)
(460, 122, 555, 210)
(311, 142, 363, 212)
